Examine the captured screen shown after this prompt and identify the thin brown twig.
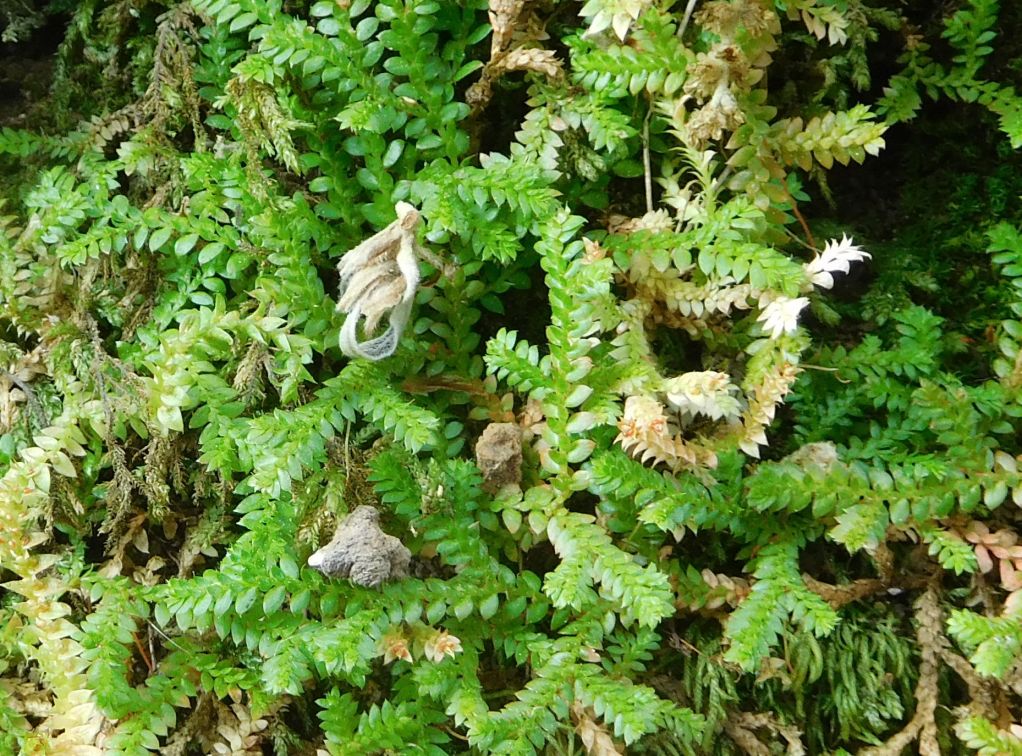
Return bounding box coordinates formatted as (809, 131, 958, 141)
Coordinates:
(783, 227, 817, 252)
(441, 725, 470, 742)
(939, 648, 1000, 720)
(146, 619, 188, 653)
(133, 631, 155, 675)
(643, 101, 654, 214)
(780, 181, 816, 250)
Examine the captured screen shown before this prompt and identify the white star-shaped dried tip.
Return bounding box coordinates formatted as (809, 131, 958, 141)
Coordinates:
(380, 631, 413, 664)
(757, 295, 809, 339)
(337, 202, 423, 360)
(805, 234, 870, 289)
(424, 630, 462, 662)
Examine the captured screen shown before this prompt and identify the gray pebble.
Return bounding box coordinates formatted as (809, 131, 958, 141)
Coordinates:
(307, 505, 410, 588)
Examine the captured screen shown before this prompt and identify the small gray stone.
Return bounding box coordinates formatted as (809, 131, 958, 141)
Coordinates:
(307, 505, 410, 588)
(475, 422, 522, 493)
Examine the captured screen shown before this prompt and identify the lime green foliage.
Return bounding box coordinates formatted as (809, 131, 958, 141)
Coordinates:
(956, 715, 1022, 755)
(880, 0, 1022, 147)
(2, 0, 1022, 753)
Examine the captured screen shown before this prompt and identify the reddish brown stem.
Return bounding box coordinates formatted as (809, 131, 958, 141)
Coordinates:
(780, 180, 816, 250)
(133, 630, 155, 675)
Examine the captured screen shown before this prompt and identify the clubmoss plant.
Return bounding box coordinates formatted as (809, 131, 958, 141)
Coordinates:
(2, 0, 1022, 754)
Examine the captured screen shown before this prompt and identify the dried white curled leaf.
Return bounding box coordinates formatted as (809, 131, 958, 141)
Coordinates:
(336, 202, 423, 360)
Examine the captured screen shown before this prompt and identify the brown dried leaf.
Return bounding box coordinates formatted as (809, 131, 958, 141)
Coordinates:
(489, 0, 526, 55)
(493, 47, 563, 79)
(571, 703, 623, 755)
